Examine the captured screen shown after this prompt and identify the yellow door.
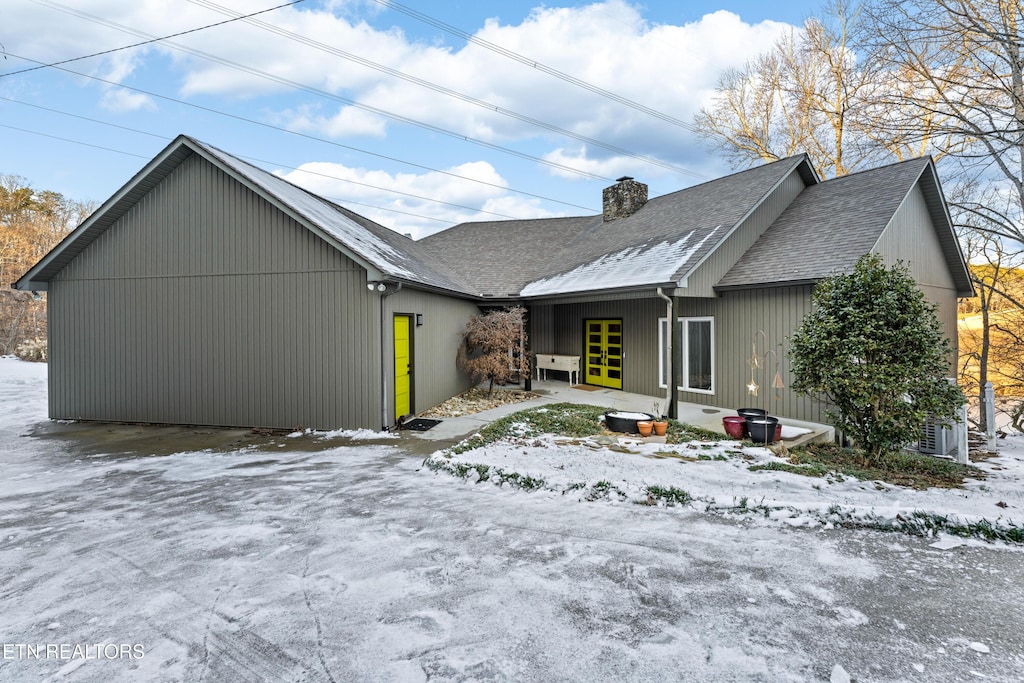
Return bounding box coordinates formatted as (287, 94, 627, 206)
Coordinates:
(584, 319, 623, 389)
(394, 315, 412, 420)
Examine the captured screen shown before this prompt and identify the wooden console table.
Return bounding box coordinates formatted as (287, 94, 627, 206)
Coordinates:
(535, 354, 581, 385)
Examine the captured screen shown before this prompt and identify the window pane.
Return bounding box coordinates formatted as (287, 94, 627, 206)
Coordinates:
(687, 320, 712, 391)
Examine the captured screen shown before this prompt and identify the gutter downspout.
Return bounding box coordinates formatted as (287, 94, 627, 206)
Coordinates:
(379, 282, 402, 431)
(657, 287, 673, 419)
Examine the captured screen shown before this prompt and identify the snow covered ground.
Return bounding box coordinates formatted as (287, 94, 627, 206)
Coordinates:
(425, 422, 1024, 542)
(2, 358, 1023, 682)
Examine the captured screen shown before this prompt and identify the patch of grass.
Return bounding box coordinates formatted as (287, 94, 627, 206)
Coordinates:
(745, 443, 985, 489)
(749, 461, 831, 478)
(447, 403, 607, 454)
(446, 403, 722, 454)
(665, 420, 722, 444)
(784, 443, 986, 489)
(831, 509, 1024, 544)
(586, 479, 627, 501)
(645, 485, 692, 506)
(424, 455, 545, 491)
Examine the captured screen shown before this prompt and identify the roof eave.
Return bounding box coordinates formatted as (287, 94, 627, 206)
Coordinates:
(14, 134, 198, 291)
(715, 277, 820, 293)
(513, 281, 681, 303)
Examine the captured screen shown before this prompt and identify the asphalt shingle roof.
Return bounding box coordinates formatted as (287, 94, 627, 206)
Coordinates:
(421, 155, 813, 297)
(716, 157, 933, 289)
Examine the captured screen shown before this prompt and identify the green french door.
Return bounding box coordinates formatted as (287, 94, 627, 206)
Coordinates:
(584, 319, 623, 389)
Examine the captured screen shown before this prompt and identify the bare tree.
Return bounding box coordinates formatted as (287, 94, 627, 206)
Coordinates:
(695, 0, 962, 178)
(0, 174, 91, 356)
(957, 226, 1024, 425)
(869, 0, 1024, 244)
(456, 306, 529, 395)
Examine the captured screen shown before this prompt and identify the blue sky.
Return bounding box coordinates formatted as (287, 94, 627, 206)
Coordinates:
(1, 0, 820, 238)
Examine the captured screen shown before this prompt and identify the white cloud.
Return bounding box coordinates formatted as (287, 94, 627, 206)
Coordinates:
(99, 87, 155, 112)
(280, 159, 538, 238)
(285, 105, 388, 138)
(541, 147, 643, 182)
(27, 1, 791, 163)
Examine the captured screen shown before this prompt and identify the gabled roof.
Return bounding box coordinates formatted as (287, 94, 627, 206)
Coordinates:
(16, 137, 970, 303)
(422, 154, 817, 298)
(716, 157, 974, 296)
(16, 135, 476, 295)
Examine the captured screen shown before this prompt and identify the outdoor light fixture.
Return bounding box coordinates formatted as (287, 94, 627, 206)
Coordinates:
(416, 313, 424, 326)
(366, 282, 388, 292)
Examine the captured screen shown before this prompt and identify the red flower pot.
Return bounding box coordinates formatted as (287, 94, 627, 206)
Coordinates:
(722, 416, 746, 439)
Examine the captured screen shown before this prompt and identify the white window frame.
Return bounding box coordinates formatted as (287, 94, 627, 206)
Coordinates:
(659, 316, 715, 394)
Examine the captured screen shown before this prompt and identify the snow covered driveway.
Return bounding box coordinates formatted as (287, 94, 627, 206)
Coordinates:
(1, 360, 1023, 681)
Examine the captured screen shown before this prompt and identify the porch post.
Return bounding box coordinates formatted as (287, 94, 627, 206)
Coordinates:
(524, 305, 532, 391)
(669, 297, 681, 420)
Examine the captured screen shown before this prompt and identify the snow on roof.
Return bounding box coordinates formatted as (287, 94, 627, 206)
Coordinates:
(519, 227, 721, 297)
(198, 141, 419, 280)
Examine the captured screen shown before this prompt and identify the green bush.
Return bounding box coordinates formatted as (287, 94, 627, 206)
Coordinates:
(789, 255, 963, 464)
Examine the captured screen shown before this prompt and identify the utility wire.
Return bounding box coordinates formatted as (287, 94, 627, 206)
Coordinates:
(0, 123, 149, 159)
(1, 51, 597, 213)
(1, 0, 304, 78)
(187, 0, 701, 179)
(372, 0, 703, 135)
(23, 0, 613, 182)
(0, 96, 524, 220)
(1, 123, 466, 225)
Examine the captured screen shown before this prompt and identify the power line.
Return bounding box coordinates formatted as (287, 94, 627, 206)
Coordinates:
(2, 0, 304, 78)
(0, 123, 150, 159)
(372, 0, 704, 135)
(186, 0, 702, 179)
(0, 52, 598, 213)
(23, 0, 613, 182)
(0, 123, 476, 226)
(0, 96, 524, 220)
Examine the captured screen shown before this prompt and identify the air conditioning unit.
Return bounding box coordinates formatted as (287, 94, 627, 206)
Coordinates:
(919, 416, 957, 455)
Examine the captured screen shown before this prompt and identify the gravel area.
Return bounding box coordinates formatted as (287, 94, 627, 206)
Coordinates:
(419, 386, 538, 418)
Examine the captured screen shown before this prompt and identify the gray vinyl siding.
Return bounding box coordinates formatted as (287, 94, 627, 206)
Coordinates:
(684, 171, 807, 296)
(873, 184, 959, 371)
(679, 286, 828, 424)
(384, 289, 478, 416)
(47, 153, 381, 430)
(531, 299, 664, 397)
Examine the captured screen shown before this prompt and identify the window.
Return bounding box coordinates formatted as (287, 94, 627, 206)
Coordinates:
(659, 316, 715, 394)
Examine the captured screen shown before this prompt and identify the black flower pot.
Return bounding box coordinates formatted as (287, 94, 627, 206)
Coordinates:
(604, 411, 655, 434)
(746, 416, 779, 444)
(736, 408, 766, 437)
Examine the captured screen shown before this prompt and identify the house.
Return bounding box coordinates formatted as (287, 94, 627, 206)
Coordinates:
(14, 134, 973, 431)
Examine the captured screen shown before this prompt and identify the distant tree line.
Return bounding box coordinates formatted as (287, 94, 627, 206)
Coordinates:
(0, 173, 92, 358)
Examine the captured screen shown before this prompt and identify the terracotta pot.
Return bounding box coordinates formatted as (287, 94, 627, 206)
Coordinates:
(722, 416, 746, 439)
(652, 420, 668, 436)
(637, 421, 654, 437)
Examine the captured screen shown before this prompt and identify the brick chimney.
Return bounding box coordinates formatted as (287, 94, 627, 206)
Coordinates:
(602, 176, 648, 221)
